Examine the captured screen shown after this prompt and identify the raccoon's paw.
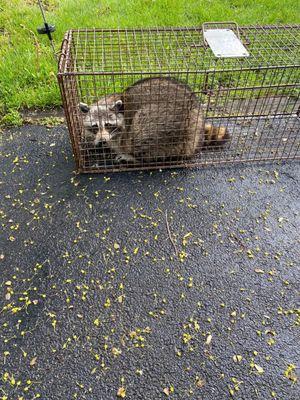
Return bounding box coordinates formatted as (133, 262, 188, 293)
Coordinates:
(205, 124, 230, 147)
(115, 153, 136, 164)
(91, 163, 100, 168)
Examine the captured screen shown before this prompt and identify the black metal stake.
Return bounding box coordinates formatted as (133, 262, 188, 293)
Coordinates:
(37, 0, 57, 60)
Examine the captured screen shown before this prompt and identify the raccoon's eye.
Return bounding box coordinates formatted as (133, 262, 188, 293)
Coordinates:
(105, 123, 114, 129)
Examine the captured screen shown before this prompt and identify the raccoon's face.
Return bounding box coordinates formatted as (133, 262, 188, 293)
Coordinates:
(80, 98, 124, 143)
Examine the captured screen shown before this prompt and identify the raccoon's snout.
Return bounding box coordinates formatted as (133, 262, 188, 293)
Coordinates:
(88, 123, 99, 133)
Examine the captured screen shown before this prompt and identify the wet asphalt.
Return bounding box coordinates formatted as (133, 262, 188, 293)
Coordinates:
(0, 124, 299, 400)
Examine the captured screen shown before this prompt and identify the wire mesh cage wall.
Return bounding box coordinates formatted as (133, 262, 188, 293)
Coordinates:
(57, 24, 300, 173)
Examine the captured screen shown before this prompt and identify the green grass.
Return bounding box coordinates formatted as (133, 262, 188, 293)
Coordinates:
(0, 0, 299, 121)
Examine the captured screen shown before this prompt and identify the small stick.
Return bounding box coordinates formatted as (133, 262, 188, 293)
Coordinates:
(231, 233, 245, 249)
(165, 210, 178, 256)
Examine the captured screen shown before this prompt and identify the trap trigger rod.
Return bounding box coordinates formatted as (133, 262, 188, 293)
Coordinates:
(37, 0, 58, 60)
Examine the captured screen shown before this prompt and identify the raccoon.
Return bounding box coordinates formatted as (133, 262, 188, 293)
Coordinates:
(118, 77, 204, 162)
(80, 77, 229, 164)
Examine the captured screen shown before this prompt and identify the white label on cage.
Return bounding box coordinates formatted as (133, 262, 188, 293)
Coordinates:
(204, 29, 249, 58)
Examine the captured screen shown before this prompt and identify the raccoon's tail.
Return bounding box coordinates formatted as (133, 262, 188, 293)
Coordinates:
(204, 123, 230, 148)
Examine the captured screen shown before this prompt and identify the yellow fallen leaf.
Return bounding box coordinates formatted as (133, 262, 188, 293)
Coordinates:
(195, 376, 206, 388)
(94, 318, 100, 327)
(112, 347, 122, 357)
(254, 364, 264, 374)
(233, 355, 243, 363)
(104, 298, 111, 308)
(255, 268, 264, 274)
(182, 333, 192, 343)
(21, 349, 27, 358)
(284, 364, 297, 383)
(163, 386, 174, 396)
(51, 319, 57, 330)
(205, 334, 212, 345)
(114, 243, 120, 250)
(30, 357, 37, 366)
(117, 295, 124, 303)
(117, 387, 126, 398)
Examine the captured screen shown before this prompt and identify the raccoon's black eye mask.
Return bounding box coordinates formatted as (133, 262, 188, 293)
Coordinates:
(79, 100, 124, 114)
(109, 99, 124, 113)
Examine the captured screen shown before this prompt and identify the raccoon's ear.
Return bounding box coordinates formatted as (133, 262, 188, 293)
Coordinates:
(79, 102, 90, 113)
(110, 99, 123, 112)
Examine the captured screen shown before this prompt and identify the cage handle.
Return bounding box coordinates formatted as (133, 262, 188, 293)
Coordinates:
(202, 21, 241, 39)
(58, 32, 71, 72)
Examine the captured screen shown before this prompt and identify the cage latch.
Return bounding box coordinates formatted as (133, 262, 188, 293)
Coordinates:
(202, 22, 249, 58)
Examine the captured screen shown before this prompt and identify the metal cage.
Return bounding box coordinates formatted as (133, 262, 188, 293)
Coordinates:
(57, 24, 300, 173)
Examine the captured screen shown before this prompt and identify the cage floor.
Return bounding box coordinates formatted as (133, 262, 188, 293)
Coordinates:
(79, 115, 300, 173)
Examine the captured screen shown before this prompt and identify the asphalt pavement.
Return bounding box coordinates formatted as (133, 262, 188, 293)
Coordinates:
(0, 124, 299, 399)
